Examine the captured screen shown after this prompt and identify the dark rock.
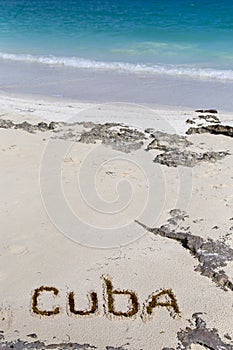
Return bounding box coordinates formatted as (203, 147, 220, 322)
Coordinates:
(186, 119, 195, 124)
(187, 124, 233, 137)
(162, 315, 233, 349)
(105, 347, 129, 350)
(195, 109, 218, 114)
(224, 334, 232, 341)
(136, 211, 233, 291)
(26, 334, 37, 339)
(0, 119, 14, 128)
(14, 121, 35, 133)
(154, 150, 228, 167)
(177, 315, 233, 350)
(146, 131, 192, 152)
(49, 121, 57, 130)
(79, 123, 145, 153)
(146, 130, 229, 167)
(145, 128, 155, 134)
(0, 119, 54, 133)
(0, 334, 97, 349)
(0, 118, 146, 153)
(198, 114, 220, 123)
(37, 122, 49, 130)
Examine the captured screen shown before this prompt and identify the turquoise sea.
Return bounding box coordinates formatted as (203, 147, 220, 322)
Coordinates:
(0, 0, 233, 80)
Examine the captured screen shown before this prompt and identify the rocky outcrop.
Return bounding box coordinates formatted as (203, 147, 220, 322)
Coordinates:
(0, 335, 96, 350)
(187, 124, 233, 138)
(145, 130, 229, 167)
(0, 118, 146, 153)
(197, 114, 220, 123)
(79, 123, 145, 153)
(153, 150, 229, 167)
(0, 119, 56, 133)
(195, 109, 218, 114)
(136, 210, 233, 291)
(162, 314, 233, 350)
(145, 131, 192, 151)
(186, 109, 220, 125)
(178, 314, 233, 350)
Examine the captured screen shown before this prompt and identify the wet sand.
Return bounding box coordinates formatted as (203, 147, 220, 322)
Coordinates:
(1, 58, 233, 110)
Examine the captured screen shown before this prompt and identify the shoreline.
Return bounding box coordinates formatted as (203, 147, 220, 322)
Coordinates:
(1, 52, 233, 80)
(1, 59, 233, 111)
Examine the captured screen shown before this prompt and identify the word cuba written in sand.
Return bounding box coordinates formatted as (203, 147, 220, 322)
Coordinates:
(31, 276, 180, 321)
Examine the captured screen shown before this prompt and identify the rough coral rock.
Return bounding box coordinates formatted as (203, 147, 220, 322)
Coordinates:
(136, 210, 233, 291)
(153, 150, 228, 167)
(187, 124, 233, 138)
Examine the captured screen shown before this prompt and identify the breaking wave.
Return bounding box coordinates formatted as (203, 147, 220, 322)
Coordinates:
(1, 52, 233, 81)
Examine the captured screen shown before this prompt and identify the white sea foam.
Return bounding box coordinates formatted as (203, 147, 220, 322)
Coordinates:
(1, 52, 233, 81)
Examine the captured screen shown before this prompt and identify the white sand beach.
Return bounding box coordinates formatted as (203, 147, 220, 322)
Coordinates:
(0, 94, 233, 349)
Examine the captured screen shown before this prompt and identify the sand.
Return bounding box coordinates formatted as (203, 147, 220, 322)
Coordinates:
(0, 94, 232, 350)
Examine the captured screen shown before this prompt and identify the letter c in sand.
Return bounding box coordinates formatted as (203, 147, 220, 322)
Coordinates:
(32, 286, 60, 316)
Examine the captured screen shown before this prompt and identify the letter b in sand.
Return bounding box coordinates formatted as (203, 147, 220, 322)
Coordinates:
(104, 277, 139, 317)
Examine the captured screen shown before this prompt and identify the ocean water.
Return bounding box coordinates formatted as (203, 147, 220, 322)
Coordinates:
(0, 0, 233, 80)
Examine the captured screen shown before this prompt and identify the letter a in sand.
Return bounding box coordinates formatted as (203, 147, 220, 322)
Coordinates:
(146, 289, 180, 317)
